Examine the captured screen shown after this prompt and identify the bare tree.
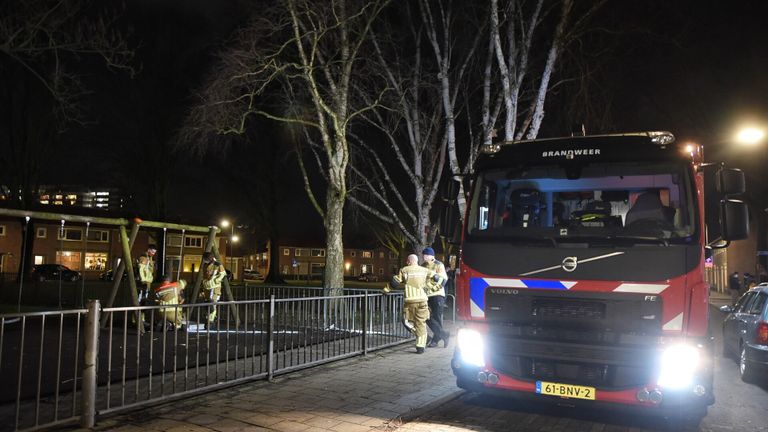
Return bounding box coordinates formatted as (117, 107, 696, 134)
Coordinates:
(0, 0, 135, 208)
(370, 221, 408, 266)
(346, 8, 447, 254)
(419, 0, 485, 223)
(421, 0, 605, 221)
(0, 0, 134, 282)
(183, 0, 389, 294)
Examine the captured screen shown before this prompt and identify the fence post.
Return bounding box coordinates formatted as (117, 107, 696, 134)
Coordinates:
(267, 294, 275, 381)
(81, 299, 100, 428)
(362, 292, 368, 355)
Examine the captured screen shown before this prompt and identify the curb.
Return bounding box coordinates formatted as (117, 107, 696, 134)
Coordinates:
(378, 389, 466, 429)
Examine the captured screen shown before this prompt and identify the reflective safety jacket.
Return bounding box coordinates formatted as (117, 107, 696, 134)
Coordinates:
(202, 263, 227, 291)
(385, 264, 444, 303)
(154, 280, 186, 305)
(423, 259, 448, 297)
(139, 256, 154, 284)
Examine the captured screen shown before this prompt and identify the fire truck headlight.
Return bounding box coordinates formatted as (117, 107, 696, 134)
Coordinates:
(457, 328, 485, 367)
(657, 344, 700, 389)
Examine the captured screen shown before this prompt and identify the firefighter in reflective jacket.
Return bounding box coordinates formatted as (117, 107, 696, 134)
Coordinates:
(422, 247, 450, 347)
(384, 254, 445, 354)
(200, 252, 226, 324)
(154, 276, 187, 330)
(138, 246, 157, 301)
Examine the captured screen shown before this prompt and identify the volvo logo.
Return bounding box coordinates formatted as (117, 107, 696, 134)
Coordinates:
(561, 256, 578, 272)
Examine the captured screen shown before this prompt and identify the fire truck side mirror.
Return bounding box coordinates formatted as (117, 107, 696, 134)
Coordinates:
(716, 168, 746, 196)
(720, 199, 749, 241)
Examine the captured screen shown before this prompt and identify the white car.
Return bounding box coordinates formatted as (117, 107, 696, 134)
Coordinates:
(243, 269, 264, 280)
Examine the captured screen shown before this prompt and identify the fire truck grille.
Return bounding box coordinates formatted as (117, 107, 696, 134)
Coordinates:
(531, 299, 605, 320)
(490, 354, 651, 389)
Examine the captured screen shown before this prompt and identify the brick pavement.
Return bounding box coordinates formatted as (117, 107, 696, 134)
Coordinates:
(77, 324, 461, 432)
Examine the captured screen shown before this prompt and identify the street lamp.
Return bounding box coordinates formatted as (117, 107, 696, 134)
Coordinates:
(736, 127, 765, 146)
(220, 219, 237, 276)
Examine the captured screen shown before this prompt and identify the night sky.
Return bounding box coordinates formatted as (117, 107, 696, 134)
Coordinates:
(11, 0, 768, 239)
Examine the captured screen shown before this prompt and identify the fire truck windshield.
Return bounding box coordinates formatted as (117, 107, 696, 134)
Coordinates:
(466, 161, 697, 244)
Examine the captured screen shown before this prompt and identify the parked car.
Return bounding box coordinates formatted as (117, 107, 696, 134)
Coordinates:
(357, 272, 379, 282)
(720, 284, 768, 382)
(243, 268, 264, 280)
(99, 268, 140, 282)
(33, 264, 81, 282)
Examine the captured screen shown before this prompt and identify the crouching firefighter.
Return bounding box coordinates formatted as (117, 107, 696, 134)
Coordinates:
(383, 254, 445, 354)
(154, 275, 187, 331)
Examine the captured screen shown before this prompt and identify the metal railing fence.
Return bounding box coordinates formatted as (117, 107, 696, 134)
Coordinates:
(0, 289, 411, 431)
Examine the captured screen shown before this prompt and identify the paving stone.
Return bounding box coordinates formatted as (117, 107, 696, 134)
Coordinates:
(226, 411, 285, 427)
(164, 424, 217, 432)
(186, 414, 222, 426)
(303, 415, 344, 429)
(270, 420, 319, 432)
(207, 418, 257, 432)
(329, 420, 375, 432)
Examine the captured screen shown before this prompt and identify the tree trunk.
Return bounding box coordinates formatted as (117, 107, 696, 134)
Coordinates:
(324, 186, 345, 296)
(264, 234, 286, 284)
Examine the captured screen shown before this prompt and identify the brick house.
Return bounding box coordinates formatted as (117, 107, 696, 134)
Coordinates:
(274, 244, 402, 281)
(0, 217, 229, 280)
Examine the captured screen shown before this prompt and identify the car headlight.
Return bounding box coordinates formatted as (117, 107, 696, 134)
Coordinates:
(657, 344, 700, 389)
(457, 328, 485, 367)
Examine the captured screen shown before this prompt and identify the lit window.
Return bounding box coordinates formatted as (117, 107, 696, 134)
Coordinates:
(183, 255, 202, 272)
(379, 252, 384, 258)
(84, 252, 108, 270)
(34, 255, 44, 265)
(311, 248, 326, 257)
(283, 248, 290, 256)
(362, 251, 372, 258)
(56, 251, 82, 270)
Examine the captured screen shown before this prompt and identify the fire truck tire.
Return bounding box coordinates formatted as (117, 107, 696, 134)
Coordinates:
(739, 346, 757, 382)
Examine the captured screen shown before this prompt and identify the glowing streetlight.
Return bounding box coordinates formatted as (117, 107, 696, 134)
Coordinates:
(220, 218, 236, 277)
(735, 127, 765, 145)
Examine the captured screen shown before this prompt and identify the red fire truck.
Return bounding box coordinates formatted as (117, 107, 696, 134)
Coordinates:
(447, 132, 748, 422)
